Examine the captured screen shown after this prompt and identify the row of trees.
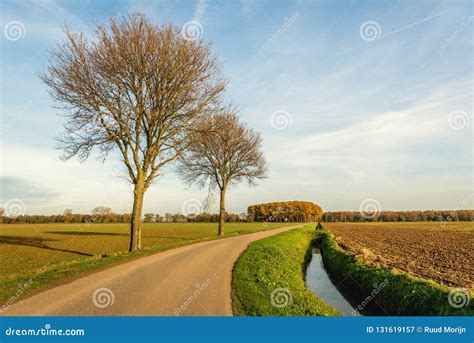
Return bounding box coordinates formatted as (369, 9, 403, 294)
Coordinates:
(322, 210, 474, 222)
(5, 208, 472, 224)
(0, 209, 249, 224)
(247, 201, 323, 222)
(41, 13, 267, 250)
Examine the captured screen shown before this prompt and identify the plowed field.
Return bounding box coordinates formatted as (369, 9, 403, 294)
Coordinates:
(326, 222, 474, 288)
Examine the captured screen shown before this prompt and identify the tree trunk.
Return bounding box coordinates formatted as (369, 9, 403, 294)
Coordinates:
(218, 186, 226, 238)
(129, 181, 145, 252)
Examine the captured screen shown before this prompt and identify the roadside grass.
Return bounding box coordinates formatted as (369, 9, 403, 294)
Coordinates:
(232, 225, 340, 316)
(319, 230, 474, 316)
(0, 222, 295, 304)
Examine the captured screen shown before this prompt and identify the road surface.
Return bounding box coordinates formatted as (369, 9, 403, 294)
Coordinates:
(3, 225, 301, 316)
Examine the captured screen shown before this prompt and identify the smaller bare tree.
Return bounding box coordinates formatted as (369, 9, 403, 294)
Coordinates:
(178, 107, 268, 237)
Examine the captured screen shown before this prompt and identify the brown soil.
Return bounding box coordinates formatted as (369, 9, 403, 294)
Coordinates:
(326, 222, 474, 289)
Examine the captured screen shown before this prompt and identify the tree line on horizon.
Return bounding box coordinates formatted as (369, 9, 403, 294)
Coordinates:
(322, 210, 474, 222)
(0, 207, 247, 224)
(1, 207, 472, 224)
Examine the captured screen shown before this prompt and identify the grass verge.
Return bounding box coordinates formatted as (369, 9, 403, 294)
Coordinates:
(232, 225, 340, 316)
(319, 230, 474, 316)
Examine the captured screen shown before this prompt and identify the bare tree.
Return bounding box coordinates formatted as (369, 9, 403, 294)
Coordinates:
(41, 13, 227, 251)
(178, 108, 268, 237)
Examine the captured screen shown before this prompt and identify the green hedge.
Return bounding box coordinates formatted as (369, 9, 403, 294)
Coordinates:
(232, 225, 340, 316)
(320, 231, 474, 316)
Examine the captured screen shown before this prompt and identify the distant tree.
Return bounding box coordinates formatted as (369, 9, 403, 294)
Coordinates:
(63, 208, 73, 223)
(41, 13, 226, 251)
(92, 206, 113, 217)
(91, 206, 114, 223)
(178, 109, 268, 237)
(143, 213, 155, 223)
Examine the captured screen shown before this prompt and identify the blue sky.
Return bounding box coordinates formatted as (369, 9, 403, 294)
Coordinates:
(0, 0, 472, 215)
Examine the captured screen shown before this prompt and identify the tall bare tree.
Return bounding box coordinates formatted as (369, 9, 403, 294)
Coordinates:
(178, 108, 268, 237)
(41, 13, 227, 251)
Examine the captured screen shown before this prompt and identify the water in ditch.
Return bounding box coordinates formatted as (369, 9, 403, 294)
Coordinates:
(305, 249, 385, 316)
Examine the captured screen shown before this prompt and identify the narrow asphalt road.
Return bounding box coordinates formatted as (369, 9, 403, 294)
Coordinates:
(3, 225, 301, 316)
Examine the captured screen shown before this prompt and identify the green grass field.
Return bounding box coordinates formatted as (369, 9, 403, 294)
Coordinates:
(232, 225, 340, 316)
(0, 222, 295, 303)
